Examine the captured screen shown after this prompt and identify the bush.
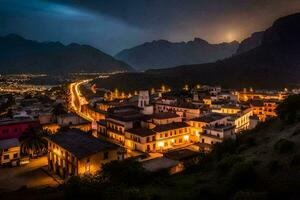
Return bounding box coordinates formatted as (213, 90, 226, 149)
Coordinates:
(64, 175, 104, 199)
(228, 161, 256, 189)
(273, 139, 294, 154)
(233, 191, 268, 200)
(290, 154, 300, 166)
(277, 95, 300, 124)
(216, 155, 243, 175)
(101, 159, 151, 186)
(267, 160, 282, 172)
(210, 139, 238, 160)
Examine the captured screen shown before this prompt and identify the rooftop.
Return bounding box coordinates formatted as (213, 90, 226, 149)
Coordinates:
(0, 119, 39, 126)
(164, 149, 199, 161)
(126, 128, 155, 137)
(152, 112, 179, 119)
(203, 124, 235, 131)
(200, 133, 223, 140)
(47, 129, 119, 159)
(249, 100, 264, 107)
(108, 111, 145, 122)
(152, 122, 189, 132)
(0, 138, 20, 149)
(142, 157, 179, 172)
(191, 113, 227, 123)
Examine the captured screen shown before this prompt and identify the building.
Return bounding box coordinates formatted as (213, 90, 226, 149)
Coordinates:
(249, 100, 278, 121)
(81, 104, 106, 121)
(142, 157, 183, 174)
(57, 113, 87, 126)
(38, 112, 55, 125)
(238, 91, 286, 102)
(46, 130, 121, 178)
(125, 122, 191, 152)
(199, 124, 236, 151)
(188, 113, 229, 142)
(138, 90, 154, 115)
(0, 119, 40, 140)
(155, 102, 200, 120)
(150, 112, 182, 125)
(227, 108, 253, 133)
(106, 106, 145, 144)
(212, 105, 241, 114)
(125, 128, 156, 152)
(0, 138, 20, 166)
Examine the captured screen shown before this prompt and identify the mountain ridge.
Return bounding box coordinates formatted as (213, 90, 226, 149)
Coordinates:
(94, 12, 300, 91)
(0, 34, 133, 74)
(115, 38, 239, 71)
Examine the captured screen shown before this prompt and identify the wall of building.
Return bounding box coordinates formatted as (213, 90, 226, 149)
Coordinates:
(0, 120, 40, 140)
(0, 146, 20, 165)
(77, 150, 119, 175)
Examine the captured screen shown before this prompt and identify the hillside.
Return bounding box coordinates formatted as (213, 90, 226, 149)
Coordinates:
(115, 38, 239, 71)
(0, 34, 133, 74)
(235, 31, 264, 55)
(95, 12, 300, 90)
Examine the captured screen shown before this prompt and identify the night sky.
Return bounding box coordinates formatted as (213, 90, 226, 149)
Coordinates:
(1, 0, 300, 54)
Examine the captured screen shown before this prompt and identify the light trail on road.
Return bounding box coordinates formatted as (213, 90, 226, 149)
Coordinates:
(69, 80, 94, 122)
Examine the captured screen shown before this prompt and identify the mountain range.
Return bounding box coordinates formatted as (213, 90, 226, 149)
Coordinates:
(0, 34, 133, 74)
(94, 12, 300, 90)
(115, 38, 239, 70)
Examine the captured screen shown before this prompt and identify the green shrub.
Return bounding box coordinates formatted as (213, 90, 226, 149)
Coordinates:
(216, 155, 243, 175)
(273, 139, 294, 154)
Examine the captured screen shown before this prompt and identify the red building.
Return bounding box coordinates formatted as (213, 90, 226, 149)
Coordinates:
(0, 119, 40, 140)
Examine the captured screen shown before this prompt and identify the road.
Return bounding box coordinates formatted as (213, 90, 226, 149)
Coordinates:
(69, 80, 94, 122)
(0, 157, 59, 192)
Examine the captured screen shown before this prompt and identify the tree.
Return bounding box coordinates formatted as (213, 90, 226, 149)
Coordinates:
(277, 95, 300, 124)
(52, 103, 67, 117)
(101, 159, 150, 186)
(19, 127, 48, 157)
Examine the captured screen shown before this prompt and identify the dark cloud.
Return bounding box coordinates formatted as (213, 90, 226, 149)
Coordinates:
(1, 0, 300, 54)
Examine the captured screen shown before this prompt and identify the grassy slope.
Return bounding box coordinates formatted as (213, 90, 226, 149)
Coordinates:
(139, 119, 300, 199)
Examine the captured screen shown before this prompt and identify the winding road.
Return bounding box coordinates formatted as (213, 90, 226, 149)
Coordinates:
(69, 80, 94, 122)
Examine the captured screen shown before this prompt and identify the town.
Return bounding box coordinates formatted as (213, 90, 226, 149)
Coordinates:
(0, 77, 295, 190)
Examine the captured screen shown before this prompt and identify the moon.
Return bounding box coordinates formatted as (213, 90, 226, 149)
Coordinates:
(226, 32, 235, 41)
